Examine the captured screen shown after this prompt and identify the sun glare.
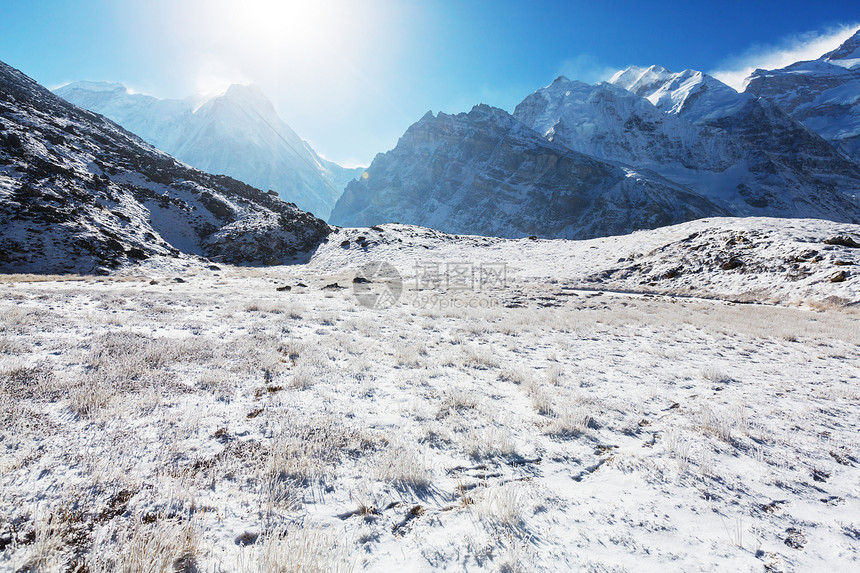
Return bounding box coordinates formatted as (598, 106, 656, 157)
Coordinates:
(223, 0, 326, 48)
(204, 0, 350, 58)
(174, 0, 371, 95)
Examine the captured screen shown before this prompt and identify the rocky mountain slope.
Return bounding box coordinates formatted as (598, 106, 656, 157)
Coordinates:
(0, 60, 330, 274)
(330, 104, 727, 238)
(55, 81, 362, 220)
(516, 73, 860, 221)
(744, 28, 860, 163)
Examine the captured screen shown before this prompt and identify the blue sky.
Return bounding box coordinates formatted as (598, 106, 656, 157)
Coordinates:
(1, 1, 858, 166)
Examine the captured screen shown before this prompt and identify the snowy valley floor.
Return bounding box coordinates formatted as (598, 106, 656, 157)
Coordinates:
(1, 218, 860, 571)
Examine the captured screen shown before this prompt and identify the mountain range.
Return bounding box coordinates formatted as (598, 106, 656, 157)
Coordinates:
(330, 105, 727, 238)
(55, 81, 363, 220)
(330, 29, 860, 237)
(4, 28, 860, 259)
(515, 67, 860, 219)
(0, 60, 330, 274)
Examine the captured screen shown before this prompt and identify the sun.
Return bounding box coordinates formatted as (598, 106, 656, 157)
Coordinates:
(211, 0, 344, 56)
(230, 1, 322, 45)
(176, 0, 366, 94)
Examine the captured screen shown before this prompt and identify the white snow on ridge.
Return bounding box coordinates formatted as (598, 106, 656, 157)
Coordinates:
(608, 64, 674, 96)
(829, 57, 860, 70)
(609, 66, 752, 123)
(822, 27, 860, 68)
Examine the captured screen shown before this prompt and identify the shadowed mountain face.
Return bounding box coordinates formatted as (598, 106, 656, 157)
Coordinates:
(330, 105, 728, 239)
(55, 81, 363, 220)
(744, 28, 860, 164)
(0, 60, 331, 274)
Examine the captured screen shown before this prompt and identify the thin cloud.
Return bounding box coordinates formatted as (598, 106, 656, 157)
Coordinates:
(192, 57, 250, 97)
(711, 23, 860, 91)
(557, 54, 618, 85)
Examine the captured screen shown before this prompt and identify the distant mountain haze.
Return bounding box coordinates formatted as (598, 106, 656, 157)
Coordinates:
(55, 81, 363, 220)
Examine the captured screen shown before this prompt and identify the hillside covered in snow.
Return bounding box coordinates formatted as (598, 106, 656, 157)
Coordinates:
(0, 60, 331, 274)
(1, 215, 858, 571)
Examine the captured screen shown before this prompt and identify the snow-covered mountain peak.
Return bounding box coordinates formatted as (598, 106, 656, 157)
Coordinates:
(609, 65, 673, 95)
(650, 70, 746, 115)
(221, 83, 274, 112)
(820, 27, 860, 68)
(514, 77, 667, 137)
(539, 76, 593, 95)
(192, 83, 283, 130)
(514, 77, 652, 139)
(743, 31, 860, 162)
(193, 83, 283, 137)
(610, 66, 751, 124)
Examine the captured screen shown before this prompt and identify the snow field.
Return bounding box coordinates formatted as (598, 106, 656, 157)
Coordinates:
(0, 257, 858, 571)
